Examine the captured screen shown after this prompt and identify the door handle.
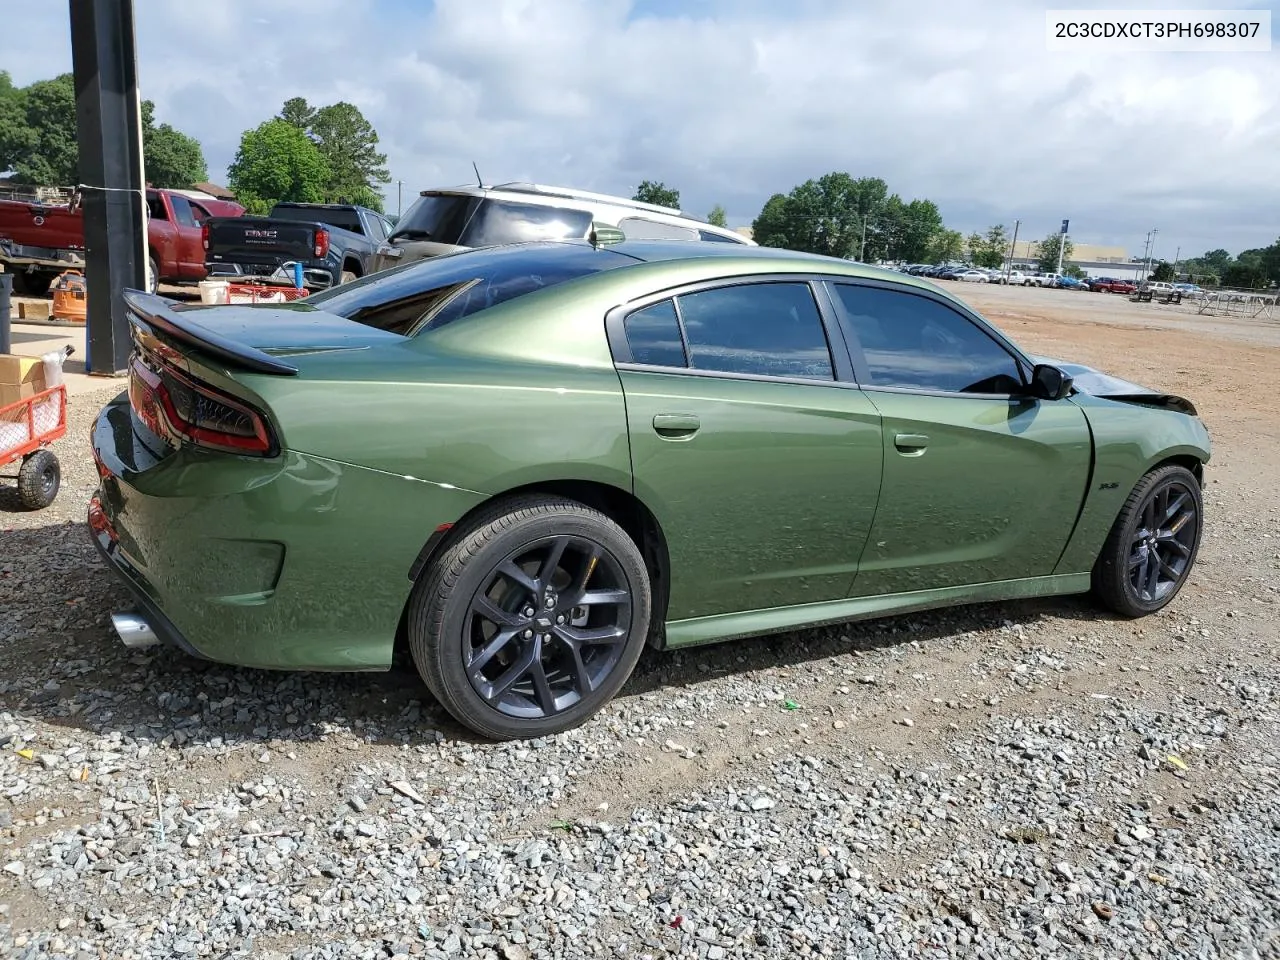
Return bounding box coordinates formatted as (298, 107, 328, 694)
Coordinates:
(653, 413, 700, 439)
(894, 433, 929, 455)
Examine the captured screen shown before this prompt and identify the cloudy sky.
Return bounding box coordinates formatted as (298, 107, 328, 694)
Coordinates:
(2, 0, 1277, 259)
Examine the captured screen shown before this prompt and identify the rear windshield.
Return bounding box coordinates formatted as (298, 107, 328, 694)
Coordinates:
(270, 206, 364, 234)
(305, 242, 633, 336)
(389, 195, 591, 247)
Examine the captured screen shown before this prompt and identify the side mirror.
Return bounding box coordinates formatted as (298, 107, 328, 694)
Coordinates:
(376, 243, 403, 259)
(1030, 363, 1073, 401)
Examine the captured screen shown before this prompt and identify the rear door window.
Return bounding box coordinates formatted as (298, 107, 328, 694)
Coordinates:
(662, 282, 834, 381)
(168, 194, 197, 227)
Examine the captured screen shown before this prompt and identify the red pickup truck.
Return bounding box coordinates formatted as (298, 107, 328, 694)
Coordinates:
(0, 188, 244, 295)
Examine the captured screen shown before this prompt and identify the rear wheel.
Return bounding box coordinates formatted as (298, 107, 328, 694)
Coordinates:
(18, 270, 57, 297)
(407, 495, 652, 740)
(339, 270, 358, 285)
(1093, 465, 1202, 617)
(17, 450, 60, 510)
(146, 256, 158, 295)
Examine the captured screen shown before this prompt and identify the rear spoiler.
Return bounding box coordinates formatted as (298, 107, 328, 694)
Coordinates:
(122, 290, 299, 376)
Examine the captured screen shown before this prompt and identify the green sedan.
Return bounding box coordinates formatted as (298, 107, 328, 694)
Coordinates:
(90, 239, 1210, 740)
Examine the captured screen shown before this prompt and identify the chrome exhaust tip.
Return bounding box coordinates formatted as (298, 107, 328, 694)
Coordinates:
(111, 612, 159, 649)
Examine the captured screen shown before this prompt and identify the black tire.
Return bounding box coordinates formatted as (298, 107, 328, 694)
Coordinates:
(1092, 464, 1202, 618)
(407, 495, 652, 740)
(11, 270, 55, 297)
(17, 449, 60, 510)
(146, 256, 159, 295)
(339, 270, 358, 285)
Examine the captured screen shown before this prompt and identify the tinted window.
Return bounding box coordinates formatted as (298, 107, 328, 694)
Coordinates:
(389, 194, 478, 243)
(832, 284, 1023, 394)
(676, 283, 833, 380)
(365, 215, 388, 242)
(624, 300, 686, 367)
(618, 217, 698, 241)
(270, 206, 365, 234)
(306, 242, 632, 335)
(698, 230, 745, 243)
(459, 200, 592, 247)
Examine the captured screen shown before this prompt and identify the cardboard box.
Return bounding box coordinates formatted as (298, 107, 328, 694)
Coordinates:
(0, 354, 46, 409)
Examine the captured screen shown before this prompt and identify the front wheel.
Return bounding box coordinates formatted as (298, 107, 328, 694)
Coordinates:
(146, 256, 158, 295)
(407, 495, 652, 740)
(1092, 465, 1202, 617)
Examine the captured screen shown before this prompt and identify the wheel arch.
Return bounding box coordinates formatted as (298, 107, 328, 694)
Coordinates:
(342, 256, 363, 277)
(393, 478, 673, 665)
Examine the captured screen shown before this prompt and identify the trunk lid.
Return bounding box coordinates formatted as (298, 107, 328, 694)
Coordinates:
(124, 291, 404, 375)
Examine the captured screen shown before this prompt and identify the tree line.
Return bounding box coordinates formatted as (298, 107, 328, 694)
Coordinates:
(0, 71, 207, 189)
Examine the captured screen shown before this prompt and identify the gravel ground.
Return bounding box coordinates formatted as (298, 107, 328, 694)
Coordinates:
(1, 298, 1278, 959)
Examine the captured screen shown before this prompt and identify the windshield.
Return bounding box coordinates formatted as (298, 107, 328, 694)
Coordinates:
(388, 194, 593, 247)
(389, 194, 477, 243)
(305, 242, 634, 336)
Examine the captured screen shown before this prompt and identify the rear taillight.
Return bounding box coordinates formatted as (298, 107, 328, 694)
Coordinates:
(314, 227, 329, 259)
(201, 223, 210, 251)
(129, 356, 275, 456)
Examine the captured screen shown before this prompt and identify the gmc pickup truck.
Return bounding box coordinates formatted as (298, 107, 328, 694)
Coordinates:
(0, 188, 244, 295)
(202, 203, 394, 291)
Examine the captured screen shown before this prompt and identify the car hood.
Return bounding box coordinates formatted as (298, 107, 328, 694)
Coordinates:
(1034, 356, 1198, 416)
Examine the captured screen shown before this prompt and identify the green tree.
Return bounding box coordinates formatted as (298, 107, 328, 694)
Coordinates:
(279, 96, 315, 131)
(276, 98, 389, 209)
(633, 180, 680, 209)
(1064, 264, 1087, 280)
(1150, 260, 1175, 282)
(707, 204, 727, 227)
(1036, 231, 1073, 273)
(968, 224, 1009, 269)
(1222, 261, 1267, 288)
(0, 73, 78, 185)
(227, 119, 329, 210)
(749, 173, 889, 259)
(926, 229, 964, 263)
(884, 198, 943, 262)
(140, 101, 207, 188)
(0, 71, 207, 189)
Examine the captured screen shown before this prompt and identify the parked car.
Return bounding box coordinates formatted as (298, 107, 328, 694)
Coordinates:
(93, 240, 1210, 739)
(1091, 278, 1137, 294)
(1142, 281, 1177, 298)
(1172, 282, 1204, 297)
(955, 269, 990, 282)
(1031, 272, 1064, 288)
(203, 203, 395, 291)
(0, 188, 244, 295)
(1000, 271, 1034, 286)
(371, 182, 749, 273)
(1056, 275, 1088, 290)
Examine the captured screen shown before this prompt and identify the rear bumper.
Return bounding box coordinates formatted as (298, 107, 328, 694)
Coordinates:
(204, 259, 336, 290)
(89, 502, 209, 661)
(88, 396, 485, 671)
(0, 238, 85, 270)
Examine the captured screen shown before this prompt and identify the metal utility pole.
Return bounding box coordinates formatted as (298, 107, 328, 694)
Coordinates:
(1005, 219, 1020, 280)
(1056, 219, 1069, 275)
(858, 216, 867, 263)
(1173, 246, 1180, 276)
(397, 179, 403, 218)
(1144, 228, 1158, 280)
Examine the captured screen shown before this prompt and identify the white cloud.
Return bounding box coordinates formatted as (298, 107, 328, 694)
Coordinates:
(2, 0, 1276, 257)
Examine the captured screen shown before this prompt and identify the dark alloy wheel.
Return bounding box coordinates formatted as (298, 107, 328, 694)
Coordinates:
(1094, 464, 1203, 617)
(408, 495, 651, 740)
